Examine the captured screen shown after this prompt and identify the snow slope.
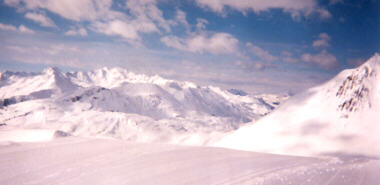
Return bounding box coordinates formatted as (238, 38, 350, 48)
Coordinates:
(0, 136, 379, 185)
(0, 67, 279, 144)
(217, 53, 380, 156)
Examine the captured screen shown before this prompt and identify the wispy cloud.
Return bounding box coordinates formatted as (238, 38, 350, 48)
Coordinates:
(194, 0, 331, 19)
(65, 27, 88, 36)
(0, 23, 18, 31)
(161, 32, 239, 55)
(126, 0, 171, 32)
(246, 42, 278, 62)
(312, 33, 330, 48)
(91, 19, 149, 43)
(5, 0, 113, 21)
(0, 23, 35, 34)
(25, 12, 57, 28)
(174, 9, 190, 31)
(301, 49, 338, 70)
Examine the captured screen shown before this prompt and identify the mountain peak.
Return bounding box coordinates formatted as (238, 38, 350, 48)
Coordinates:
(361, 53, 380, 68)
(42, 67, 77, 93)
(43, 67, 61, 75)
(335, 54, 379, 115)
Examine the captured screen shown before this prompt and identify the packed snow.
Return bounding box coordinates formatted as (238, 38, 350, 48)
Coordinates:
(0, 137, 379, 185)
(216, 53, 380, 157)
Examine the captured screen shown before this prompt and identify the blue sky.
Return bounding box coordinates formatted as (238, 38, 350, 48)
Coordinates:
(0, 0, 379, 94)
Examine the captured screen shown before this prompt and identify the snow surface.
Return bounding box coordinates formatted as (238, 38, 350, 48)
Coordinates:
(0, 136, 379, 185)
(216, 53, 380, 157)
(1, 55, 380, 184)
(0, 67, 280, 144)
(0, 128, 57, 142)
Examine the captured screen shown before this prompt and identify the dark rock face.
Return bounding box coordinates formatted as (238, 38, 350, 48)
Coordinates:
(336, 66, 374, 114)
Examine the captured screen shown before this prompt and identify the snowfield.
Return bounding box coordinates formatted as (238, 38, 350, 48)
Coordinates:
(217, 53, 380, 157)
(0, 136, 379, 185)
(1, 54, 380, 184)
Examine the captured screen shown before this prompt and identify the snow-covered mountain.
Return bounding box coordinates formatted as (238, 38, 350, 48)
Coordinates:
(0, 67, 280, 144)
(216, 53, 380, 156)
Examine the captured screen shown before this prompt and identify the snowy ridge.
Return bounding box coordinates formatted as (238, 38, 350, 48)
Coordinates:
(216, 53, 380, 157)
(0, 67, 279, 144)
(336, 57, 377, 116)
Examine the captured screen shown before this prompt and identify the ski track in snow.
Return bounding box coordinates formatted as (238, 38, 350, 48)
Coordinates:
(0, 137, 379, 185)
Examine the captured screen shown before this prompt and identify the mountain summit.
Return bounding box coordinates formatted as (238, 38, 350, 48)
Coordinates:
(217, 53, 380, 157)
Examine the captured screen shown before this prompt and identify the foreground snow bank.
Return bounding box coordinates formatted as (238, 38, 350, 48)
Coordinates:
(0, 137, 379, 185)
(0, 128, 62, 143)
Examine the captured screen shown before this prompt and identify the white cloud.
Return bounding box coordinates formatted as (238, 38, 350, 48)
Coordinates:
(246, 42, 278, 62)
(3, 0, 20, 7)
(301, 50, 338, 69)
(0, 23, 34, 34)
(88, 0, 177, 44)
(195, 0, 331, 19)
(4, 0, 198, 47)
(25, 12, 57, 28)
(175, 9, 189, 27)
(89, 0, 177, 45)
(0, 23, 18, 31)
(65, 27, 88, 36)
(5, 0, 113, 21)
(5, 0, 165, 44)
(312, 33, 330, 48)
(315, 8, 332, 19)
(301, 33, 338, 69)
(18, 25, 35, 34)
(126, 0, 171, 32)
(91, 16, 162, 44)
(92, 20, 140, 41)
(161, 32, 239, 55)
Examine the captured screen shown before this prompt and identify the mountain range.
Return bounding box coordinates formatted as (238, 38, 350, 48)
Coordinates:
(0, 67, 285, 144)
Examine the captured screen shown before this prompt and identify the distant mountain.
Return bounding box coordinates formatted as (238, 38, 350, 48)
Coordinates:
(216, 53, 380, 157)
(0, 67, 283, 144)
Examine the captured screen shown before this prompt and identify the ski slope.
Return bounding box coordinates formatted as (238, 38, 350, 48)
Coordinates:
(0, 135, 379, 185)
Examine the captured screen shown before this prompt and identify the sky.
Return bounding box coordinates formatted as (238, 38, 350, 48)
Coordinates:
(0, 0, 379, 94)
